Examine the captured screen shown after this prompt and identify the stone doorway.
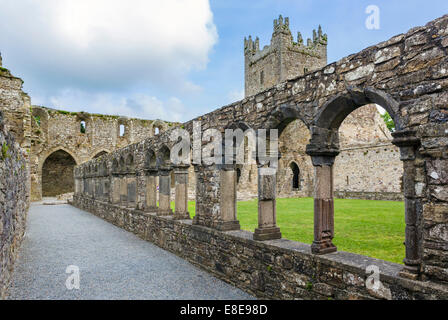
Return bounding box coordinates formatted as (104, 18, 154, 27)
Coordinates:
(42, 150, 77, 197)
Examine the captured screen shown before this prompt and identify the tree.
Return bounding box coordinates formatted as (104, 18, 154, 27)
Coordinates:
(381, 112, 395, 132)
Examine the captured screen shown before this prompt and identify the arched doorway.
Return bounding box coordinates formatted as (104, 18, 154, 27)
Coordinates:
(42, 150, 77, 197)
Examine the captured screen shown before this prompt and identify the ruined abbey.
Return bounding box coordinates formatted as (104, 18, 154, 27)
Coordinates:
(1, 14, 448, 300)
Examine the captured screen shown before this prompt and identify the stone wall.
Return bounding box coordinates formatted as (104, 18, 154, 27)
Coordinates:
(72, 197, 448, 300)
(0, 59, 178, 201)
(28, 106, 178, 200)
(73, 14, 448, 289)
(0, 111, 29, 299)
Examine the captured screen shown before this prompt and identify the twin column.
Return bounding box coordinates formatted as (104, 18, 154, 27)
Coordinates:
(145, 165, 190, 220)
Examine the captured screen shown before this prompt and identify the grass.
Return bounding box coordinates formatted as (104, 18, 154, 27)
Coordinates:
(171, 197, 405, 264)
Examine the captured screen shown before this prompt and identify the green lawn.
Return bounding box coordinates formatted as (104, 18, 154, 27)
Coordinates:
(171, 198, 405, 264)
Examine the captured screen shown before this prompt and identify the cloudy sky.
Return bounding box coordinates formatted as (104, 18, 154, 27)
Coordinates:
(0, 0, 447, 122)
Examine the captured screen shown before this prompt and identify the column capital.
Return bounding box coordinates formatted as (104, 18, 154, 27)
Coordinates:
(159, 166, 172, 175)
(173, 164, 190, 173)
(391, 130, 420, 147)
(306, 126, 340, 159)
(392, 130, 420, 161)
(144, 168, 158, 176)
(308, 152, 338, 167)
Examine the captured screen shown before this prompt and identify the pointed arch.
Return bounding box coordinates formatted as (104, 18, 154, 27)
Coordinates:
(41, 149, 77, 197)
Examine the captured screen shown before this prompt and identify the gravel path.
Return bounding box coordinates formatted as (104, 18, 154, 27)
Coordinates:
(8, 204, 254, 300)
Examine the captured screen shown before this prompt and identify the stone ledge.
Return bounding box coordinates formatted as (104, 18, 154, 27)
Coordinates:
(72, 195, 448, 300)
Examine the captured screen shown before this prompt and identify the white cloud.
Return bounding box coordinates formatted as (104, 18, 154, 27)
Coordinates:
(34, 88, 189, 122)
(0, 0, 217, 119)
(227, 89, 244, 103)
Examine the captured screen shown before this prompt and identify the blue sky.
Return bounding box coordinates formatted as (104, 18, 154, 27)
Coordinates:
(0, 0, 447, 122)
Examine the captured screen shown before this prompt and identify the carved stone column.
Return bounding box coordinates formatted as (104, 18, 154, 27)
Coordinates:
(111, 172, 121, 204)
(392, 130, 421, 280)
(145, 169, 158, 212)
(120, 172, 128, 207)
(126, 172, 137, 209)
(309, 154, 337, 254)
(103, 175, 110, 202)
(215, 164, 240, 231)
(254, 167, 281, 241)
(88, 174, 93, 198)
(158, 168, 173, 216)
(83, 174, 88, 198)
(306, 127, 339, 255)
(173, 165, 190, 220)
(97, 175, 102, 200)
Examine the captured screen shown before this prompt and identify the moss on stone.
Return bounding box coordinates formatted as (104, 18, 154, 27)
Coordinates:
(306, 282, 313, 291)
(1, 142, 9, 160)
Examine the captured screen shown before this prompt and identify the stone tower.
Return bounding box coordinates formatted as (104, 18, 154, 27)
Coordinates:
(244, 15, 328, 97)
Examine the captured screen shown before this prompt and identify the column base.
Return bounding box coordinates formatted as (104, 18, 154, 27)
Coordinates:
(173, 212, 190, 220)
(253, 227, 282, 241)
(311, 240, 337, 255)
(215, 220, 240, 231)
(145, 206, 158, 213)
(399, 261, 420, 280)
(157, 209, 173, 216)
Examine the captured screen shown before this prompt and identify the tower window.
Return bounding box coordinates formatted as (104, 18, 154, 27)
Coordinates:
(119, 124, 125, 137)
(260, 71, 264, 85)
(80, 121, 86, 134)
(154, 127, 160, 135)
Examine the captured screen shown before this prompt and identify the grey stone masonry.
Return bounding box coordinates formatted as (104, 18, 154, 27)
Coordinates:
(74, 14, 448, 296)
(0, 111, 29, 299)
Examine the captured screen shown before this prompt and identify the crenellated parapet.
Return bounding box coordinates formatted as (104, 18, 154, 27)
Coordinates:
(245, 15, 327, 59)
(244, 15, 328, 97)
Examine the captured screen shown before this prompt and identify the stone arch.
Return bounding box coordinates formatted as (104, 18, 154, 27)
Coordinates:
(145, 148, 157, 169)
(126, 152, 135, 172)
(262, 104, 311, 137)
(224, 121, 256, 165)
(157, 145, 171, 167)
(119, 156, 126, 172)
(306, 86, 420, 279)
(314, 87, 402, 131)
(100, 160, 108, 176)
(38, 146, 80, 175)
(112, 158, 119, 173)
(92, 150, 110, 159)
(41, 148, 78, 197)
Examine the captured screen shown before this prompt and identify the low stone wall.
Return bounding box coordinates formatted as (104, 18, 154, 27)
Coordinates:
(72, 195, 448, 300)
(0, 112, 29, 299)
(334, 191, 403, 202)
